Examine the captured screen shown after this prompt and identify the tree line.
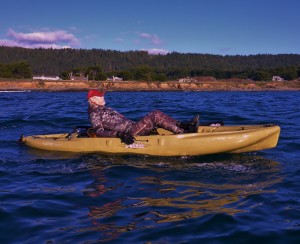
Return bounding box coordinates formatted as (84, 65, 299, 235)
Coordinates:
(0, 46, 300, 81)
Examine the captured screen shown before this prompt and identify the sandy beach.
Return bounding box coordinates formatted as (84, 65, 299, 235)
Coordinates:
(0, 79, 300, 91)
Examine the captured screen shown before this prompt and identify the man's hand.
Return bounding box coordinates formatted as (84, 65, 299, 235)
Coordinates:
(117, 131, 135, 145)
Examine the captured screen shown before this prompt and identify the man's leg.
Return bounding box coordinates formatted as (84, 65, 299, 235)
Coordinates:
(129, 110, 183, 135)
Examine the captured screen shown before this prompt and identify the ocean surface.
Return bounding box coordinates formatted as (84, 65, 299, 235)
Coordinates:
(0, 91, 299, 243)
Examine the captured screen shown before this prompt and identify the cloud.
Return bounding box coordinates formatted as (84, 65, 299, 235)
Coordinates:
(0, 28, 80, 49)
(143, 48, 169, 55)
(139, 32, 163, 45)
(0, 39, 70, 49)
(114, 38, 124, 43)
(219, 47, 231, 54)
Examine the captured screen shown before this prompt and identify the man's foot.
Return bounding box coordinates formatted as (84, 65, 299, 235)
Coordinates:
(190, 115, 200, 125)
(177, 115, 200, 130)
(184, 115, 200, 133)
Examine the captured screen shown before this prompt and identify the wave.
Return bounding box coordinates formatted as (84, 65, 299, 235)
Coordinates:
(0, 90, 31, 93)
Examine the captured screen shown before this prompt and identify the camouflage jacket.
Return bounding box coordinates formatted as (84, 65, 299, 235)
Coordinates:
(88, 105, 134, 137)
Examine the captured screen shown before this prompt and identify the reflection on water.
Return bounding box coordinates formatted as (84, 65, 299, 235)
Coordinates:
(78, 154, 282, 241)
(131, 176, 279, 224)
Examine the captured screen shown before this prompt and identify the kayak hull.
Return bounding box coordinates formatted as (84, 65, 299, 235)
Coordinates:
(21, 125, 280, 156)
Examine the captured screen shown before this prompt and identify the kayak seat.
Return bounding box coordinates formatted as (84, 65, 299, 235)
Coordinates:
(86, 128, 97, 138)
(86, 127, 164, 138)
(71, 126, 94, 138)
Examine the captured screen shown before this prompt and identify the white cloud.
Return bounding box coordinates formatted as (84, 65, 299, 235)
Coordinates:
(219, 47, 231, 53)
(144, 48, 169, 55)
(114, 38, 124, 43)
(139, 32, 163, 45)
(0, 29, 79, 49)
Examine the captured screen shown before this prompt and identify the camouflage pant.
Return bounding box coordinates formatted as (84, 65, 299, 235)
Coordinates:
(127, 110, 183, 135)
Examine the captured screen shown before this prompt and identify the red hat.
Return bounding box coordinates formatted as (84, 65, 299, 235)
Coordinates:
(87, 89, 105, 99)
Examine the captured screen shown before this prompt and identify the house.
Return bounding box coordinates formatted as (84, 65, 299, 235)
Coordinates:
(33, 75, 61, 80)
(194, 76, 216, 82)
(178, 76, 216, 83)
(178, 77, 194, 83)
(68, 72, 89, 81)
(272, 76, 284, 81)
(107, 76, 123, 81)
(70, 75, 88, 81)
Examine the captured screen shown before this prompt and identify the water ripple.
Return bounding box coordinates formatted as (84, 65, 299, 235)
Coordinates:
(1, 91, 300, 243)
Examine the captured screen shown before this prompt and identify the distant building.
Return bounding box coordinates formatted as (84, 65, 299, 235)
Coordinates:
(107, 76, 123, 81)
(33, 75, 61, 80)
(70, 75, 88, 81)
(178, 76, 216, 83)
(178, 77, 194, 83)
(272, 76, 284, 81)
(194, 76, 216, 82)
(68, 72, 88, 81)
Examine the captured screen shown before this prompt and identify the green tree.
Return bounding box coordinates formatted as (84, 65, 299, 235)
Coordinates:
(134, 66, 153, 81)
(84, 65, 106, 81)
(117, 70, 133, 81)
(280, 67, 298, 80)
(153, 73, 168, 81)
(249, 70, 271, 81)
(0, 61, 32, 78)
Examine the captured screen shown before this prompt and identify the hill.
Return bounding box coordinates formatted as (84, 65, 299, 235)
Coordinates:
(0, 46, 300, 80)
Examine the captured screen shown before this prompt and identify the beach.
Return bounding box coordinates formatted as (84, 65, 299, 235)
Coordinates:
(1, 79, 300, 92)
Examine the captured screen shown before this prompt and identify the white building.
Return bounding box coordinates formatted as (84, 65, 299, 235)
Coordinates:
(69, 75, 88, 81)
(107, 76, 123, 81)
(272, 76, 284, 81)
(178, 77, 194, 83)
(33, 75, 61, 80)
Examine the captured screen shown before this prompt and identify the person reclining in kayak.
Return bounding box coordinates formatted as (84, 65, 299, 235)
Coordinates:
(87, 89, 199, 145)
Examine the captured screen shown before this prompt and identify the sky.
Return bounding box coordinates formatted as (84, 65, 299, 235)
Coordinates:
(0, 0, 299, 55)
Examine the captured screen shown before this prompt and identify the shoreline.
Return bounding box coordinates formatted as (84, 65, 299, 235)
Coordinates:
(0, 79, 300, 92)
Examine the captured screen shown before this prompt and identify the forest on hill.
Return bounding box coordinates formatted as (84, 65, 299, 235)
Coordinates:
(0, 46, 300, 81)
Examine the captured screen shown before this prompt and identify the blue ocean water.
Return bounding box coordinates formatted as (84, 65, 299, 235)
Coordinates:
(0, 91, 299, 243)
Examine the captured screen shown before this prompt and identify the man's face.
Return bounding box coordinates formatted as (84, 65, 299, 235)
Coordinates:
(90, 96, 105, 106)
(98, 96, 105, 106)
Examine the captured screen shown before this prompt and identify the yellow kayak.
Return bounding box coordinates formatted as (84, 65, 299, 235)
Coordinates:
(19, 124, 280, 156)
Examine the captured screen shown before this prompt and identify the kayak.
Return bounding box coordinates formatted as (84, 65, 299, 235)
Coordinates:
(19, 124, 280, 156)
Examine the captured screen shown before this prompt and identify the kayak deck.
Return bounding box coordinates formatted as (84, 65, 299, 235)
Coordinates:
(20, 124, 280, 156)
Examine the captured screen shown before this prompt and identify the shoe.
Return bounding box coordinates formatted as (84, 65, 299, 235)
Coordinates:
(177, 115, 200, 129)
(190, 115, 200, 125)
(184, 115, 200, 133)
